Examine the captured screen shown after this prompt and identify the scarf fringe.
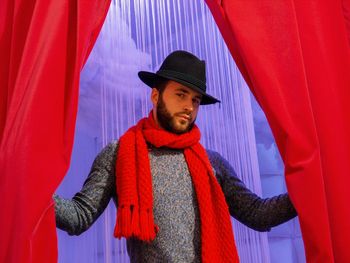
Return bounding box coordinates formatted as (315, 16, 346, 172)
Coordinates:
(114, 206, 157, 241)
(139, 209, 157, 241)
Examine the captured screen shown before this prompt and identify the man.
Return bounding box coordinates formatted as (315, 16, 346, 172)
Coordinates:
(55, 50, 297, 263)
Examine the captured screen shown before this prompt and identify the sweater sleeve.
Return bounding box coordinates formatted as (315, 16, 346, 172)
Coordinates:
(54, 141, 118, 235)
(207, 150, 297, 232)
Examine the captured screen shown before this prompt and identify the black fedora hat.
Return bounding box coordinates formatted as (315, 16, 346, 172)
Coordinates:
(138, 50, 220, 105)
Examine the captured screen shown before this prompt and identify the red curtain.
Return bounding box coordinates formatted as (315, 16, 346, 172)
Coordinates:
(205, 0, 350, 262)
(0, 1, 110, 262)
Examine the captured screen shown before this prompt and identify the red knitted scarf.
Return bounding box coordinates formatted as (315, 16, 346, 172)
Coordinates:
(114, 112, 239, 262)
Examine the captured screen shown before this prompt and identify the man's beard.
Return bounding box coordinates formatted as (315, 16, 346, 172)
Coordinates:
(156, 95, 195, 134)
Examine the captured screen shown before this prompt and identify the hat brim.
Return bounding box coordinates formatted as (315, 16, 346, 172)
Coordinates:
(138, 71, 220, 105)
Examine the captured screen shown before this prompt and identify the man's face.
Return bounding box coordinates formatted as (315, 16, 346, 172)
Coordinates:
(152, 80, 202, 134)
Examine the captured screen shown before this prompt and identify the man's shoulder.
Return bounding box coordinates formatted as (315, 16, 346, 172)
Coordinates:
(94, 140, 119, 162)
(205, 148, 227, 172)
(205, 149, 235, 172)
(101, 140, 119, 152)
(205, 148, 223, 162)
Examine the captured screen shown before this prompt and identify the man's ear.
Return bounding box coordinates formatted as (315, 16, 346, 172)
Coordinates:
(151, 88, 159, 106)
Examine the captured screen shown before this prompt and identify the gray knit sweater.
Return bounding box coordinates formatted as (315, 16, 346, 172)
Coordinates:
(54, 141, 296, 263)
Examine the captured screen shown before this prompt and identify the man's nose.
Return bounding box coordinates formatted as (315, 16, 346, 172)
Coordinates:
(183, 100, 194, 112)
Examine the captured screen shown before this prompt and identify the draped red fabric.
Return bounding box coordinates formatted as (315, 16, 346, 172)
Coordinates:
(0, 1, 111, 262)
(205, 0, 350, 262)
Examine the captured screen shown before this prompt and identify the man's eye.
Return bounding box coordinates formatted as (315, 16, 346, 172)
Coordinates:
(193, 99, 200, 105)
(177, 93, 185, 98)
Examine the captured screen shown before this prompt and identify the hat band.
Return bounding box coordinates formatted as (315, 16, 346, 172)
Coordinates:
(157, 70, 206, 91)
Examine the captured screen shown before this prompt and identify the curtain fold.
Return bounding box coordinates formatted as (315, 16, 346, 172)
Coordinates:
(205, 0, 350, 262)
(0, 1, 111, 262)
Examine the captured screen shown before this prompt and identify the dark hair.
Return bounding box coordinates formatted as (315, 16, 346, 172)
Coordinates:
(153, 77, 169, 94)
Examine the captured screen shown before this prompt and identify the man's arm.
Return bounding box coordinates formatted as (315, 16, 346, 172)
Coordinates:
(54, 141, 118, 235)
(207, 150, 297, 232)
